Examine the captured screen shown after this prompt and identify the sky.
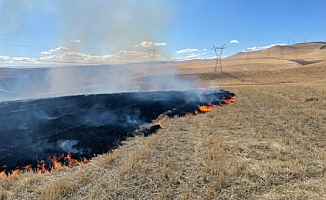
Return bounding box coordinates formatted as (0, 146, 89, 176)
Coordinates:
(0, 0, 325, 67)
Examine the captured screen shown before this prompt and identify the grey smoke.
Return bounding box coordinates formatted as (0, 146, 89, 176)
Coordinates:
(57, 139, 90, 154)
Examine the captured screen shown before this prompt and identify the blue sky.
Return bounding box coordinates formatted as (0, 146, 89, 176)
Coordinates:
(0, 0, 325, 66)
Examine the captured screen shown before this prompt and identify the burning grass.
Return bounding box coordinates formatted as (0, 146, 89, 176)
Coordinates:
(0, 91, 235, 180)
(0, 82, 325, 199)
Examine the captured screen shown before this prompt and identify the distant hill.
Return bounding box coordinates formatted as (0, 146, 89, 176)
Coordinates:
(176, 42, 326, 74)
(226, 42, 326, 61)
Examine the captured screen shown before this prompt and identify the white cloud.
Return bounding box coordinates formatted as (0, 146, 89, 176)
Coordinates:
(49, 46, 69, 52)
(154, 42, 166, 46)
(140, 41, 153, 48)
(230, 40, 239, 44)
(203, 49, 207, 51)
(71, 40, 81, 43)
(0, 56, 11, 61)
(140, 41, 166, 48)
(40, 46, 69, 55)
(2, 45, 169, 67)
(0, 55, 40, 65)
(246, 43, 286, 51)
(39, 50, 166, 65)
(176, 49, 198, 54)
(134, 45, 139, 48)
(41, 51, 52, 55)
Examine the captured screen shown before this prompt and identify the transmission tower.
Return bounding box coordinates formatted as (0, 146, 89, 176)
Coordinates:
(279, 46, 284, 60)
(246, 48, 251, 60)
(147, 47, 157, 75)
(288, 39, 290, 45)
(211, 44, 227, 73)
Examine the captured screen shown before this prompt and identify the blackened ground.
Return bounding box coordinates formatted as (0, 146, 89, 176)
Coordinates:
(0, 90, 234, 171)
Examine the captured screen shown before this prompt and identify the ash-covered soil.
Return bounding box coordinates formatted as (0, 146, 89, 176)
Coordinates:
(0, 90, 233, 171)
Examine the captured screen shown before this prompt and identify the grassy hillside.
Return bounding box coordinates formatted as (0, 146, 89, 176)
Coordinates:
(176, 42, 326, 74)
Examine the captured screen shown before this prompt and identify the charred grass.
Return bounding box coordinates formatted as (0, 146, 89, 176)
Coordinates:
(1, 70, 326, 199)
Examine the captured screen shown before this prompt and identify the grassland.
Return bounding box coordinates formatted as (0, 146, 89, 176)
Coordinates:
(1, 43, 326, 199)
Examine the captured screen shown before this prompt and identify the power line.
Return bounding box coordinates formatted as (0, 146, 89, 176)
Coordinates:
(211, 44, 227, 73)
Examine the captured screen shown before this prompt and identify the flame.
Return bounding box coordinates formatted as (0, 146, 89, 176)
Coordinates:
(0, 152, 91, 179)
(49, 154, 65, 170)
(221, 95, 236, 105)
(9, 168, 20, 178)
(64, 153, 83, 167)
(0, 170, 6, 179)
(199, 103, 217, 112)
(195, 103, 216, 114)
(22, 165, 31, 170)
(49, 153, 87, 170)
(37, 160, 46, 174)
(194, 93, 236, 114)
(155, 122, 163, 128)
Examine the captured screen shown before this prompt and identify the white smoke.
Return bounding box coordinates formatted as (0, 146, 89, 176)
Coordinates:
(0, 0, 202, 101)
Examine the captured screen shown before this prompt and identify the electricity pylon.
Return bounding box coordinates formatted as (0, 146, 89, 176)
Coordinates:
(211, 44, 227, 73)
(147, 47, 157, 75)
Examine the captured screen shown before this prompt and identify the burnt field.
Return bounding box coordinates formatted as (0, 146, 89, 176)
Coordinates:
(0, 89, 234, 172)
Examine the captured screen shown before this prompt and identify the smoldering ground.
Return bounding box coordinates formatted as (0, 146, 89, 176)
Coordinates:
(0, 89, 233, 171)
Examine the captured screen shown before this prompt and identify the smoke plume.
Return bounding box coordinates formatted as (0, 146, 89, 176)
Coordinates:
(0, 0, 201, 102)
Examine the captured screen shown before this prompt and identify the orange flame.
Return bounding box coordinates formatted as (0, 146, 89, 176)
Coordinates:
(49, 154, 65, 170)
(0, 152, 91, 179)
(155, 122, 163, 128)
(221, 95, 236, 106)
(64, 153, 83, 167)
(37, 160, 46, 174)
(199, 103, 217, 112)
(195, 103, 216, 114)
(0, 170, 6, 179)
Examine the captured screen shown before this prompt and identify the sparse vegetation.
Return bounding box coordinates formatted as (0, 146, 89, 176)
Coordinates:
(1, 56, 326, 199)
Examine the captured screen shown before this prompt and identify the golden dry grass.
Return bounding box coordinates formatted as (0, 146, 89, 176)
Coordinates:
(176, 42, 326, 74)
(1, 48, 326, 199)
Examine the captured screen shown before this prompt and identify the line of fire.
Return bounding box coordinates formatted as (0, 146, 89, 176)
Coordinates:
(0, 89, 235, 178)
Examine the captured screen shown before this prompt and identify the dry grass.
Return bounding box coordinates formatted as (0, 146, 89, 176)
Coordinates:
(1, 60, 326, 199)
